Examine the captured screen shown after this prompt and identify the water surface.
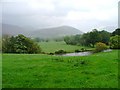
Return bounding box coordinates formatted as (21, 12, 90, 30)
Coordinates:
(59, 49, 112, 56)
(61, 51, 92, 56)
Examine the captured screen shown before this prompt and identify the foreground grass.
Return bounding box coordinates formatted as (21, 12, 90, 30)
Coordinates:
(0, 54, 2, 89)
(39, 41, 92, 53)
(2, 50, 118, 88)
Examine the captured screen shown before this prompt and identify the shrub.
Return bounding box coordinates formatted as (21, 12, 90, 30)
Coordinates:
(94, 42, 108, 53)
(48, 52, 54, 55)
(109, 35, 120, 49)
(2, 34, 41, 53)
(55, 50, 66, 54)
(75, 49, 81, 52)
(81, 48, 85, 52)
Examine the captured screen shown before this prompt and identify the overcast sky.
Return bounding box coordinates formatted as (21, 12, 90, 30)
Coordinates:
(1, 0, 119, 32)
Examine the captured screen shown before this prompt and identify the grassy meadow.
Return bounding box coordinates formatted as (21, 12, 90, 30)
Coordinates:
(2, 50, 118, 88)
(0, 54, 2, 89)
(40, 41, 92, 53)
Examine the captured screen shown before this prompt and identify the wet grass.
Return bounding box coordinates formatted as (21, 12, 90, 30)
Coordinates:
(39, 41, 93, 53)
(2, 50, 118, 88)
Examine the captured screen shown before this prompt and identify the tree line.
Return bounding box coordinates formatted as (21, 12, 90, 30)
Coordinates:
(64, 28, 120, 49)
(2, 28, 120, 54)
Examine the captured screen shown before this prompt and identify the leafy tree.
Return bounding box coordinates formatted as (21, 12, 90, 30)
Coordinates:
(0, 37, 1, 52)
(64, 35, 82, 45)
(80, 33, 90, 46)
(74, 34, 81, 45)
(99, 30, 110, 45)
(110, 35, 120, 49)
(64, 29, 111, 48)
(112, 28, 120, 36)
(80, 29, 101, 47)
(64, 36, 71, 45)
(2, 35, 12, 53)
(89, 29, 101, 47)
(2, 34, 41, 53)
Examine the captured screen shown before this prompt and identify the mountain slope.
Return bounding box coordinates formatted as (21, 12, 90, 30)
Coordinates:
(30, 26, 83, 38)
(2, 24, 83, 39)
(2, 24, 26, 35)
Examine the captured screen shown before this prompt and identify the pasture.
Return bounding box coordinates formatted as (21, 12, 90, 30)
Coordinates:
(39, 41, 92, 53)
(2, 50, 118, 88)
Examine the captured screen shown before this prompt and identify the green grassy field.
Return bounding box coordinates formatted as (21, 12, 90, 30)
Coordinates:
(2, 50, 118, 88)
(39, 41, 92, 53)
(0, 54, 2, 89)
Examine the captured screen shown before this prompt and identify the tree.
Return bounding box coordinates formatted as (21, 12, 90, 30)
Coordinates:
(64, 29, 111, 48)
(109, 35, 120, 49)
(0, 37, 1, 52)
(99, 30, 110, 45)
(2, 34, 41, 53)
(80, 33, 90, 46)
(74, 34, 81, 45)
(2, 35, 12, 53)
(80, 29, 110, 47)
(80, 29, 101, 47)
(64, 35, 81, 45)
(64, 36, 71, 45)
(89, 29, 101, 47)
(112, 28, 120, 36)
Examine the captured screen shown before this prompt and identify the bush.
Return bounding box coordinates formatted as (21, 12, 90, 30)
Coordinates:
(55, 50, 66, 54)
(75, 49, 81, 52)
(81, 48, 85, 52)
(94, 42, 108, 53)
(110, 35, 120, 49)
(48, 52, 54, 55)
(2, 34, 41, 53)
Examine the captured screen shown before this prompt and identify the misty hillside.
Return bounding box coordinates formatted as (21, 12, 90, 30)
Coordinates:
(2, 24, 28, 36)
(30, 26, 83, 38)
(2, 24, 83, 38)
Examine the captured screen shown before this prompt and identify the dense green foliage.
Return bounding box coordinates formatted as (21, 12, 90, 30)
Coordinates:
(86, 29, 101, 47)
(64, 35, 81, 45)
(110, 35, 120, 49)
(64, 29, 110, 47)
(94, 42, 108, 52)
(55, 50, 66, 54)
(2, 50, 118, 88)
(0, 37, 1, 52)
(2, 34, 41, 53)
(112, 28, 120, 36)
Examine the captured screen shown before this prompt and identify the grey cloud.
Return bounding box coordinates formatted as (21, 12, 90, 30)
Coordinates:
(1, 0, 118, 32)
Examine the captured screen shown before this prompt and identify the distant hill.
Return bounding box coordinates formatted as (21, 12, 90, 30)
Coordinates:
(2, 24, 27, 36)
(30, 26, 83, 39)
(2, 24, 83, 38)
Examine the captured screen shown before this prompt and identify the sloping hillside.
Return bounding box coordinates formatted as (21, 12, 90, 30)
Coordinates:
(30, 26, 83, 38)
(2, 24, 26, 35)
(2, 24, 83, 38)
